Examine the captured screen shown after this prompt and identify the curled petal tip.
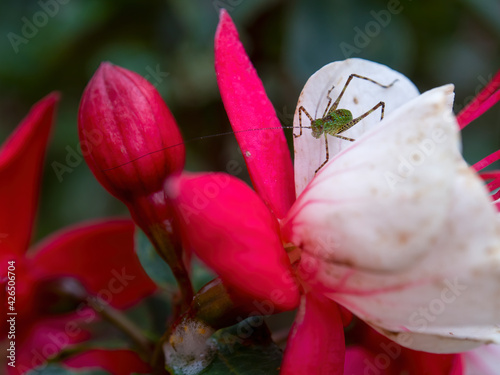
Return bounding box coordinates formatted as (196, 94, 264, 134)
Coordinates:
(218, 7, 228, 19)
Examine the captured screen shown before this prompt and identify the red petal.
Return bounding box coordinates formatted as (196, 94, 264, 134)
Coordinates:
(344, 347, 378, 375)
(473, 151, 500, 203)
(350, 322, 463, 375)
(400, 350, 464, 375)
(457, 69, 500, 129)
(280, 293, 345, 375)
(215, 10, 295, 220)
(28, 219, 156, 309)
(0, 93, 59, 258)
(472, 149, 500, 173)
(166, 172, 300, 311)
(339, 304, 354, 327)
(10, 314, 90, 375)
(63, 349, 151, 375)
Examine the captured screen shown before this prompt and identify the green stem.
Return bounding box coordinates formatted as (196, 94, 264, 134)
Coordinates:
(149, 225, 194, 311)
(127, 196, 194, 313)
(87, 298, 153, 361)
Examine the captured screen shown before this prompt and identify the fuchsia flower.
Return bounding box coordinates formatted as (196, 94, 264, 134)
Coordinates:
(165, 9, 300, 313)
(0, 94, 156, 374)
(166, 9, 500, 374)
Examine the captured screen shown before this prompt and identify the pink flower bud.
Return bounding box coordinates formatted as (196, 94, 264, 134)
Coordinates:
(78, 62, 185, 201)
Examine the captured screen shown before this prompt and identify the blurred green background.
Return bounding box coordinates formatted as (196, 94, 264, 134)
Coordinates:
(0, 0, 499, 241)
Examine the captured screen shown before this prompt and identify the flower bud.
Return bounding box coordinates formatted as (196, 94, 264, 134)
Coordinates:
(79, 63, 193, 306)
(78, 62, 185, 201)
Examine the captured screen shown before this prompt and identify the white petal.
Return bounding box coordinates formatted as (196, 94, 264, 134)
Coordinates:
(293, 58, 419, 195)
(284, 84, 500, 353)
(462, 344, 500, 375)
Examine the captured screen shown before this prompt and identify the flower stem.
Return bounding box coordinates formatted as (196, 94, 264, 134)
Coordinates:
(127, 195, 194, 312)
(148, 224, 194, 311)
(87, 298, 153, 360)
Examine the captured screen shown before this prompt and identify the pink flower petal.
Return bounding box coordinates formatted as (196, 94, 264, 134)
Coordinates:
(166, 172, 300, 311)
(457, 69, 500, 129)
(345, 323, 463, 375)
(280, 292, 344, 375)
(0, 93, 59, 258)
(28, 219, 156, 310)
(401, 351, 463, 375)
(344, 344, 463, 375)
(461, 344, 500, 375)
(64, 349, 151, 375)
(344, 347, 378, 375)
(10, 314, 90, 375)
(215, 10, 295, 220)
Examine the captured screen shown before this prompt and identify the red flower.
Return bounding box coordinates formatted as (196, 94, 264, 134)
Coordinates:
(165, 9, 500, 374)
(0, 94, 156, 374)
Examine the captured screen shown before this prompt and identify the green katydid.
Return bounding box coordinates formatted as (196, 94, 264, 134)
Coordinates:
(295, 73, 397, 174)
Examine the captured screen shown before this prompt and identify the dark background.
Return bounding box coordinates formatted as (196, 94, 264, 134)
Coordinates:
(1, 0, 499, 242)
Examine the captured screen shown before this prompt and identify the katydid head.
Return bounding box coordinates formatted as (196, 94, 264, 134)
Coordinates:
(311, 118, 325, 139)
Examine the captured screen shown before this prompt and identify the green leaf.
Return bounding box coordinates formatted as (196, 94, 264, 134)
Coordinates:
(167, 318, 283, 375)
(134, 228, 177, 289)
(26, 364, 110, 375)
(135, 228, 216, 293)
(191, 259, 217, 292)
(125, 293, 171, 340)
(201, 319, 282, 375)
